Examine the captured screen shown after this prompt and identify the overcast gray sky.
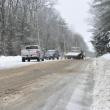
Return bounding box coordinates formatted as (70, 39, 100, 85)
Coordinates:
(56, 0, 94, 51)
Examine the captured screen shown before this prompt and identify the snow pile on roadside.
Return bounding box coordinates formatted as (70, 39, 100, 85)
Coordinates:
(0, 56, 35, 69)
(91, 59, 110, 110)
(100, 53, 110, 60)
(0, 56, 60, 70)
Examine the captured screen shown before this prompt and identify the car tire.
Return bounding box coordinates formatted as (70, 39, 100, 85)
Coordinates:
(42, 58, 44, 61)
(28, 58, 30, 62)
(37, 58, 40, 62)
(57, 57, 59, 60)
(49, 58, 51, 60)
(22, 57, 25, 62)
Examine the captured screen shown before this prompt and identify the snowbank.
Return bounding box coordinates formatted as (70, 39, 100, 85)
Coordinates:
(91, 59, 110, 110)
(0, 56, 36, 70)
(0, 56, 60, 70)
(100, 53, 110, 60)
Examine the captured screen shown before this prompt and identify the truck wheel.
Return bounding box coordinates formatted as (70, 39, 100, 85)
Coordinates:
(37, 58, 40, 62)
(22, 57, 25, 62)
(82, 56, 84, 60)
(42, 58, 44, 61)
(49, 58, 51, 60)
(57, 57, 59, 60)
(28, 58, 30, 62)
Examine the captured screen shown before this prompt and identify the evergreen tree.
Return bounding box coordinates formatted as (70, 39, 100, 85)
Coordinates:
(91, 0, 110, 55)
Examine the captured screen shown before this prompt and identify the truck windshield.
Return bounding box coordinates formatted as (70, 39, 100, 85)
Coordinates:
(26, 46, 38, 49)
(71, 47, 80, 52)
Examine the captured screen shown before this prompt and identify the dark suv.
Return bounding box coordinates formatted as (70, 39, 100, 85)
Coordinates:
(44, 50, 60, 60)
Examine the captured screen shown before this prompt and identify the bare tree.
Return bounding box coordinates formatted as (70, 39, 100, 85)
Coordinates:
(0, 0, 87, 56)
(0, 0, 6, 55)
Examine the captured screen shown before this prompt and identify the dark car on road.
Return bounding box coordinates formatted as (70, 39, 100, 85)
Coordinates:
(44, 50, 60, 60)
(64, 47, 85, 60)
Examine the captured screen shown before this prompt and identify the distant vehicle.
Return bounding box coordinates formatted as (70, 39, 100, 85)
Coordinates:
(64, 47, 85, 59)
(21, 45, 44, 62)
(44, 50, 60, 60)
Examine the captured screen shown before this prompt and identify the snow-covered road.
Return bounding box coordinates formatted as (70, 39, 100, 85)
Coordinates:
(0, 55, 110, 110)
(0, 59, 94, 110)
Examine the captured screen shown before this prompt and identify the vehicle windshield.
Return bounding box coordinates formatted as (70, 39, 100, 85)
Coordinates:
(26, 46, 38, 49)
(71, 47, 80, 52)
(47, 50, 56, 54)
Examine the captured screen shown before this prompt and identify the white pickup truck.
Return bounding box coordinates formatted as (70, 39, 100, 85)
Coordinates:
(21, 45, 44, 62)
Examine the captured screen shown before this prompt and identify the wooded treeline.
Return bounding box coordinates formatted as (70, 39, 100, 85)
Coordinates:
(90, 0, 110, 56)
(0, 0, 87, 56)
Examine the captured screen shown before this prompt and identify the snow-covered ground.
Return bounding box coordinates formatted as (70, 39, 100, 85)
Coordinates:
(0, 56, 37, 69)
(100, 53, 110, 60)
(0, 56, 61, 70)
(91, 54, 110, 110)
